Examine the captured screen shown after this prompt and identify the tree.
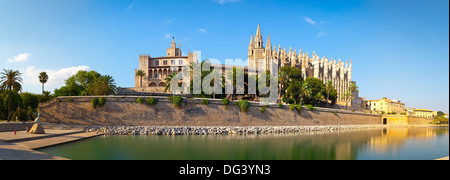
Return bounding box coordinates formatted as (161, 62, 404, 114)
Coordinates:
(314, 92, 324, 106)
(0, 69, 23, 122)
(325, 81, 333, 108)
(298, 81, 311, 106)
(54, 70, 117, 97)
(135, 70, 146, 87)
(304, 77, 325, 105)
(88, 75, 118, 95)
(164, 73, 177, 96)
(344, 90, 352, 110)
(282, 66, 304, 104)
(278, 71, 288, 102)
(345, 82, 359, 110)
(437, 111, 445, 117)
(20, 92, 39, 109)
(38, 71, 49, 93)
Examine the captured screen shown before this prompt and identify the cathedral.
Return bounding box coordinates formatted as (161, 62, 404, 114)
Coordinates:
(248, 24, 354, 103)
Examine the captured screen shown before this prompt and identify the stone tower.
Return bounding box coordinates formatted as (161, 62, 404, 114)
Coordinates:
(248, 24, 266, 71)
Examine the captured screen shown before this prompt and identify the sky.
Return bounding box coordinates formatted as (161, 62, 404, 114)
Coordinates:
(0, 0, 449, 112)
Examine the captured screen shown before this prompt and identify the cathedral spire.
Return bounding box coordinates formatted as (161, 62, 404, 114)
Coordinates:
(256, 24, 262, 39)
(266, 34, 271, 51)
(249, 34, 254, 47)
(254, 24, 263, 48)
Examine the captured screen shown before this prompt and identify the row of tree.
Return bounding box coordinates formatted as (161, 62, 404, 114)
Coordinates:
(54, 70, 117, 97)
(0, 69, 117, 121)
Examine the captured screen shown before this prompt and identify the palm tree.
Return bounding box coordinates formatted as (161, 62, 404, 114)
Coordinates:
(164, 73, 177, 96)
(344, 90, 352, 110)
(345, 82, 359, 110)
(88, 75, 117, 95)
(298, 81, 311, 106)
(278, 71, 288, 102)
(349, 82, 359, 94)
(0, 69, 23, 122)
(315, 92, 324, 106)
(135, 70, 146, 87)
(325, 81, 333, 108)
(38, 71, 49, 93)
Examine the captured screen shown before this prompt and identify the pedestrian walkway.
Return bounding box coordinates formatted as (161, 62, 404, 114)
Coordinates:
(0, 126, 103, 160)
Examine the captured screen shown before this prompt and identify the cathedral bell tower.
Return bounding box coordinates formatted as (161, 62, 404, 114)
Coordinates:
(248, 24, 266, 71)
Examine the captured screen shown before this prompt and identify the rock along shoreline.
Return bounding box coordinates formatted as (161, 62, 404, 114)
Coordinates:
(85, 125, 396, 136)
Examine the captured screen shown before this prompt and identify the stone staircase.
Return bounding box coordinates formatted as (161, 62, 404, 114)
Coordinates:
(0, 122, 34, 132)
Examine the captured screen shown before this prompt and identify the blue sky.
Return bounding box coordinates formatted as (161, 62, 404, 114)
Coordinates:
(0, 0, 448, 112)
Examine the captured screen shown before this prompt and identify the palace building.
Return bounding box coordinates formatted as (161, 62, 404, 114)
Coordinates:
(132, 37, 197, 93)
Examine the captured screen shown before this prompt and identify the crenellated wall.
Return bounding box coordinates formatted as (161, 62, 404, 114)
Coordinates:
(38, 96, 429, 126)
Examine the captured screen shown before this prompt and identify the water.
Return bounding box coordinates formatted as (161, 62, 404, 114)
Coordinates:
(39, 126, 449, 160)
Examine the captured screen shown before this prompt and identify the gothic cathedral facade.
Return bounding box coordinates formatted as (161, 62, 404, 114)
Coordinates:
(248, 24, 354, 103)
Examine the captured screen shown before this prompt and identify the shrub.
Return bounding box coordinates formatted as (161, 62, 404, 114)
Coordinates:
(67, 98, 73, 102)
(136, 97, 144, 104)
(98, 97, 106, 106)
(289, 104, 295, 111)
(91, 98, 99, 108)
(172, 96, 183, 107)
(261, 107, 266, 113)
(222, 98, 230, 109)
(281, 97, 287, 103)
(288, 98, 295, 104)
(296, 104, 302, 113)
(222, 98, 229, 106)
(238, 100, 249, 112)
(278, 103, 283, 108)
(146, 97, 158, 105)
(57, 99, 61, 103)
(201, 99, 209, 106)
(305, 104, 314, 111)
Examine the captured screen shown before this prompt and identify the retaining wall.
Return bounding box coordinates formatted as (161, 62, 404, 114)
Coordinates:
(38, 96, 389, 126)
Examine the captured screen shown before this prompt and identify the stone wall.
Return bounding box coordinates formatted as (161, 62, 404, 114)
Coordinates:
(408, 116, 433, 125)
(39, 96, 391, 126)
(381, 115, 432, 125)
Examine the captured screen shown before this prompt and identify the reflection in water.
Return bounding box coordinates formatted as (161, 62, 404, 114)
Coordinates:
(40, 127, 449, 160)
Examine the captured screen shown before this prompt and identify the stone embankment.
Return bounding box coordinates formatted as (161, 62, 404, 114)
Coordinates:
(85, 125, 387, 136)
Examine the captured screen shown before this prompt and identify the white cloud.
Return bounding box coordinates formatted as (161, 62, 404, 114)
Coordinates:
(214, 0, 241, 4)
(8, 53, 31, 63)
(317, 31, 327, 38)
(164, 33, 172, 39)
(127, 3, 134, 11)
(21, 65, 90, 93)
(198, 28, 207, 33)
(304, 17, 316, 25)
(305, 17, 328, 38)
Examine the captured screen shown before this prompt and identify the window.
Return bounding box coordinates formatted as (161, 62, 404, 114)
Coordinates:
(154, 60, 159, 66)
(179, 60, 183, 65)
(154, 73, 158, 79)
(163, 60, 168, 65)
(171, 60, 175, 65)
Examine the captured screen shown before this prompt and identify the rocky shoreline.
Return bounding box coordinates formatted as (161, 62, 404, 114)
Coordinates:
(84, 125, 391, 135)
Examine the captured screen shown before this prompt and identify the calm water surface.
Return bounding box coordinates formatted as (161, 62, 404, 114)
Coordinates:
(39, 126, 449, 160)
